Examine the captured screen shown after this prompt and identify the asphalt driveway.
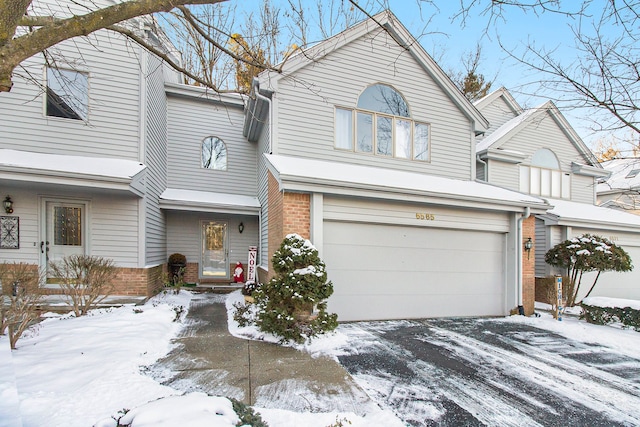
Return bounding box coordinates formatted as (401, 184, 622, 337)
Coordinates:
(336, 318, 640, 426)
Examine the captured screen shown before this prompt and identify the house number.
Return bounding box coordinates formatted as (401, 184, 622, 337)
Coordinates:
(416, 213, 435, 220)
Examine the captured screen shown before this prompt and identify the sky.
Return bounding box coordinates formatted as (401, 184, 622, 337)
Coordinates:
(230, 0, 625, 149)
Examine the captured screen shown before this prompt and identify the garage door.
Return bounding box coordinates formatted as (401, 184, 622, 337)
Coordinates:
(324, 221, 506, 321)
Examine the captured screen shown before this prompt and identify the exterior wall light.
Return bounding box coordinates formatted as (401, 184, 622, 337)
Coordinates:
(524, 237, 533, 259)
(3, 196, 13, 214)
(238, 222, 244, 234)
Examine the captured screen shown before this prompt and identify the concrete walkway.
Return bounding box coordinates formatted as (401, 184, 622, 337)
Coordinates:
(150, 293, 375, 414)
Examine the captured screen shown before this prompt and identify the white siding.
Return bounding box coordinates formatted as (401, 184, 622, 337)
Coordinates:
(0, 31, 141, 160)
(166, 96, 257, 196)
(476, 95, 519, 141)
(571, 174, 596, 204)
(144, 54, 168, 266)
(273, 28, 474, 180)
(486, 159, 520, 191)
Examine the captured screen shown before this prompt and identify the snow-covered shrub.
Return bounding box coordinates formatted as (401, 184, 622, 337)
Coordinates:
(0, 262, 44, 349)
(49, 255, 117, 317)
(580, 303, 640, 331)
(545, 234, 632, 306)
(253, 234, 338, 343)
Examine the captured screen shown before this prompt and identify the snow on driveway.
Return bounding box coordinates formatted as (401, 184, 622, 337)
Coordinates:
(333, 316, 640, 426)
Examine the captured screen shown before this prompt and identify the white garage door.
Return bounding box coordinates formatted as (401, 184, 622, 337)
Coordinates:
(324, 221, 506, 321)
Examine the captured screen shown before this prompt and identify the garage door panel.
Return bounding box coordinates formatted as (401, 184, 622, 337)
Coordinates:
(324, 221, 506, 321)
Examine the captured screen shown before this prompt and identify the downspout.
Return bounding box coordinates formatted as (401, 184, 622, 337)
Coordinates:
(476, 154, 487, 181)
(517, 206, 530, 315)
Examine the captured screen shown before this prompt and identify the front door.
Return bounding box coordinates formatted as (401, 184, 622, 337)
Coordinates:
(201, 221, 228, 279)
(43, 200, 87, 278)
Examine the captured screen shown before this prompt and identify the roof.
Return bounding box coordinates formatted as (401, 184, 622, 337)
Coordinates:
(0, 149, 146, 196)
(476, 100, 600, 167)
(265, 154, 549, 213)
(258, 10, 489, 133)
(539, 198, 640, 232)
(597, 158, 640, 194)
(473, 86, 523, 115)
(159, 188, 260, 215)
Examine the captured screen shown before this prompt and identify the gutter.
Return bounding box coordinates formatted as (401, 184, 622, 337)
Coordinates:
(517, 206, 531, 314)
(476, 154, 487, 180)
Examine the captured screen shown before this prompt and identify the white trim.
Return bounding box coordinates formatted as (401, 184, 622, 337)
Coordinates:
(310, 193, 324, 257)
(159, 188, 260, 215)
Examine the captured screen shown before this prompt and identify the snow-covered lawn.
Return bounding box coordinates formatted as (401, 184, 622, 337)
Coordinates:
(2, 291, 639, 426)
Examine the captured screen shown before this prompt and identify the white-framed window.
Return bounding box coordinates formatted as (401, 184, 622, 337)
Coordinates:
(45, 67, 88, 121)
(202, 136, 227, 170)
(520, 148, 570, 198)
(335, 84, 430, 162)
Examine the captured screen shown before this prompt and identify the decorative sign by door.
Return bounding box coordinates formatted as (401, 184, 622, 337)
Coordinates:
(247, 246, 257, 283)
(0, 216, 19, 249)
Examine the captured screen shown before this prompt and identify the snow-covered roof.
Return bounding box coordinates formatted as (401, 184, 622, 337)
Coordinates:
(265, 154, 548, 212)
(597, 158, 640, 194)
(0, 149, 146, 195)
(476, 104, 543, 152)
(540, 198, 640, 231)
(159, 188, 260, 215)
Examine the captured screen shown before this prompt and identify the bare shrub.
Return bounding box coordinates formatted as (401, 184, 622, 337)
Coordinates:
(0, 263, 44, 349)
(49, 255, 117, 317)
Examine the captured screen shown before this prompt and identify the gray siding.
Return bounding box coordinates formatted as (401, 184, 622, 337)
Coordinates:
(534, 218, 547, 277)
(166, 96, 257, 196)
(572, 174, 596, 204)
(144, 54, 168, 266)
(0, 30, 140, 160)
(257, 118, 271, 268)
(476, 95, 518, 141)
(486, 159, 520, 191)
(272, 28, 474, 180)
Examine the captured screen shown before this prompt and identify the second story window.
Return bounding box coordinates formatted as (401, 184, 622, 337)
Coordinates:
(202, 136, 227, 171)
(520, 148, 570, 198)
(335, 84, 430, 161)
(46, 67, 88, 121)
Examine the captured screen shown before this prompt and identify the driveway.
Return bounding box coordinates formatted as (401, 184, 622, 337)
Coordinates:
(335, 318, 640, 426)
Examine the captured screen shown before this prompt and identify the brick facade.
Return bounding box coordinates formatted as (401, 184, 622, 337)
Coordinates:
(522, 215, 536, 315)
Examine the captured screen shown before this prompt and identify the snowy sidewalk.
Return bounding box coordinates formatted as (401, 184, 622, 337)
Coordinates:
(149, 293, 376, 414)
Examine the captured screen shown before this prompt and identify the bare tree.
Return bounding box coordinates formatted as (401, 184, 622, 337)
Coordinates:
(449, 43, 493, 101)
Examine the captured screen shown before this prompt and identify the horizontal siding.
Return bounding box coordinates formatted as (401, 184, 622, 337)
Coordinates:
(165, 211, 259, 265)
(0, 29, 141, 160)
(257, 119, 271, 268)
(534, 218, 548, 277)
(0, 187, 40, 264)
(166, 96, 257, 196)
(323, 196, 509, 232)
(571, 174, 596, 204)
(274, 28, 473, 180)
(476, 96, 518, 141)
(486, 159, 519, 191)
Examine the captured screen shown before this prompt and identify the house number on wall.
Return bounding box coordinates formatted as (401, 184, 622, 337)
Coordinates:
(416, 213, 435, 220)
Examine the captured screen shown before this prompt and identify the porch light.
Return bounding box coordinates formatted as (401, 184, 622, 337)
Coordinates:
(3, 196, 13, 214)
(524, 237, 533, 259)
(238, 222, 244, 234)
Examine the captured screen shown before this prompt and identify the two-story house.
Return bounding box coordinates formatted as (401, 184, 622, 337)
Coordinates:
(476, 88, 640, 302)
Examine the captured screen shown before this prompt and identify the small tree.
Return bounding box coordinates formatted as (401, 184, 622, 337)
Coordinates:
(49, 255, 117, 317)
(0, 263, 44, 349)
(253, 234, 338, 343)
(545, 234, 633, 307)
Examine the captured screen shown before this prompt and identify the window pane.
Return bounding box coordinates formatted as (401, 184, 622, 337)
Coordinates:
(551, 170, 562, 198)
(413, 123, 429, 161)
(202, 222, 227, 277)
(53, 207, 82, 246)
(356, 112, 373, 153)
(531, 148, 560, 169)
(46, 67, 88, 121)
(376, 116, 392, 156)
(335, 108, 353, 150)
(394, 119, 411, 158)
(202, 137, 227, 170)
(540, 168, 551, 196)
(530, 167, 541, 194)
(519, 166, 530, 193)
(357, 84, 410, 117)
(562, 173, 571, 199)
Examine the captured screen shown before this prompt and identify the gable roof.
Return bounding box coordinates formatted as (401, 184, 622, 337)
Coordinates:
(597, 158, 640, 194)
(474, 86, 523, 115)
(539, 198, 640, 232)
(476, 100, 600, 167)
(258, 10, 488, 133)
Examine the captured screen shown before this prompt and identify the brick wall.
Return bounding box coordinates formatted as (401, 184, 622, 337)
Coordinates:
(522, 215, 536, 315)
(112, 265, 164, 297)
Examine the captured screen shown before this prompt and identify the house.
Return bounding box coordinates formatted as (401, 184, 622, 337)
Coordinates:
(597, 158, 640, 214)
(476, 88, 640, 302)
(2, 2, 559, 321)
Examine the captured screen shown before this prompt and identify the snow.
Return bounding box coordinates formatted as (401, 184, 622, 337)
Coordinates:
(544, 198, 640, 228)
(475, 103, 547, 152)
(598, 158, 640, 192)
(159, 188, 260, 210)
(582, 296, 640, 310)
(0, 149, 145, 180)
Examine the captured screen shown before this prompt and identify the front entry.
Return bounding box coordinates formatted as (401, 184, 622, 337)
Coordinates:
(41, 200, 87, 279)
(201, 221, 229, 279)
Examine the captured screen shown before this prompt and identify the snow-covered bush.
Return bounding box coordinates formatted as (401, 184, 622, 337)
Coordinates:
(545, 234, 632, 306)
(49, 255, 117, 317)
(0, 262, 43, 349)
(251, 234, 338, 343)
(581, 302, 640, 331)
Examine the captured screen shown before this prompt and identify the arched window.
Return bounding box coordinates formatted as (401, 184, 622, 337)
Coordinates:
(202, 137, 227, 171)
(335, 84, 429, 161)
(520, 148, 569, 198)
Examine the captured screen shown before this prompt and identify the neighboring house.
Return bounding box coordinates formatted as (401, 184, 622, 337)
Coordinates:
(476, 88, 640, 301)
(2, 2, 570, 321)
(597, 158, 640, 214)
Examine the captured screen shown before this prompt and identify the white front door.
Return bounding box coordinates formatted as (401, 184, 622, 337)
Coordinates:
(201, 221, 229, 279)
(43, 200, 87, 278)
